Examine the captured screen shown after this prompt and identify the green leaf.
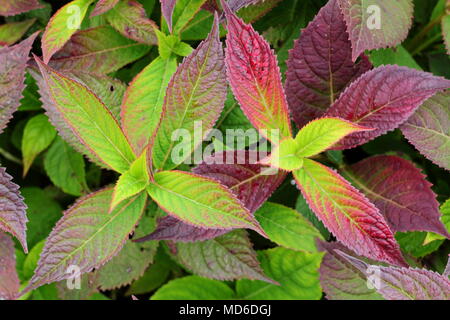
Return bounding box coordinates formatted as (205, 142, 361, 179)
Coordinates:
(35, 57, 136, 174)
(121, 56, 177, 155)
(42, 0, 94, 63)
(396, 231, 444, 258)
(254, 202, 322, 253)
(156, 31, 193, 58)
(111, 150, 149, 210)
(147, 170, 265, 234)
(442, 14, 450, 55)
(23, 240, 45, 280)
(0, 19, 36, 46)
(44, 136, 87, 197)
(165, 0, 207, 35)
(24, 188, 147, 292)
(441, 199, 450, 233)
(261, 137, 304, 171)
(295, 193, 330, 240)
(369, 45, 422, 70)
(180, 10, 226, 40)
(236, 248, 323, 300)
(21, 114, 57, 176)
(151, 275, 235, 300)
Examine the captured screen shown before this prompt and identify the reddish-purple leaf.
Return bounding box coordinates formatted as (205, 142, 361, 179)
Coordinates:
(293, 158, 407, 267)
(91, 0, 120, 17)
(401, 90, 450, 171)
(325, 65, 450, 149)
(317, 240, 383, 300)
(160, 0, 177, 32)
(222, 0, 292, 141)
(0, 232, 20, 300)
(139, 151, 286, 242)
(227, 0, 265, 12)
(285, 0, 372, 128)
(0, 167, 28, 253)
(0, 0, 43, 16)
(444, 255, 450, 278)
(0, 32, 39, 134)
(337, 250, 450, 300)
(343, 155, 450, 238)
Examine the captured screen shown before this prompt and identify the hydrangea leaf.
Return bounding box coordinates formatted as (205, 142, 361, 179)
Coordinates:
(443, 15, 450, 55)
(401, 90, 450, 171)
(0, 167, 28, 253)
(104, 0, 158, 45)
(160, 0, 177, 32)
(337, 0, 414, 61)
(325, 65, 450, 149)
(90, 0, 120, 17)
(337, 250, 450, 300)
(24, 188, 147, 293)
(0, 19, 36, 46)
(317, 240, 383, 300)
(35, 57, 136, 174)
(0, 232, 20, 300)
(151, 276, 235, 300)
(121, 56, 177, 155)
(42, 0, 94, 63)
(176, 229, 273, 283)
(343, 155, 450, 237)
(441, 199, 450, 233)
(152, 14, 226, 170)
(261, 137, 304, 171)
(285, 0, 372, 127)
(147, 170, 265, 235)
(223, 0, 292, 141)
(255, 202, 322, 253)
(0, 32, 38, 134)
(49, 26, 150, 74)
(0, 0, 44, 16)
(169, 0, 207, 35)
(293, 158, 407, 267)
(21, 114, 57, 176)
(236, 248, 323, 300)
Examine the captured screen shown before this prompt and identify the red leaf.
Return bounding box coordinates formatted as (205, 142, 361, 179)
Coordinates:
(91, 0, 120, 17)
(0, 0, 44, 16)
(0, 232, 20, 300)
(325, 65, 450, 149)
(285, 0, 372, 128)
(344, 155, 450, 238)
(222, 0, 292, 141)
(0, 167, 28, 253)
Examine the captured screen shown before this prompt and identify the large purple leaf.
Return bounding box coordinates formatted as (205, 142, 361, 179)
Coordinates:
(338, 250, 450, 300)
(0, 232, 20, 300)
(343, 155, 450, 238)
(138, 151, 286, 242)
(0, 32, 38, 134)
(0, 167, 28, 253)
(325, 65, 450, 149)
(317, 240, 383, 300)
(401, 90, 450, 171)
(285, 0, 372, 128)
(160, 0, 177, 32)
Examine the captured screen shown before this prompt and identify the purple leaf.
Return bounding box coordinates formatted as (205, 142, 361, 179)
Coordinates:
(0, 167, 28, 253)
(337, 250, 450, 300)
(0, 232, 20, 300)
(325, 65, 450, 149)
(160, 0, 177, 33)
(285, 0, 372, 128)
(444, 255, 450, 278)
(91, 0, 120, 17)
(0, 32, 39, 134)
(343, 155, 450, 238)
(401, 90, 450, 171)
(0, 0, 44, 16)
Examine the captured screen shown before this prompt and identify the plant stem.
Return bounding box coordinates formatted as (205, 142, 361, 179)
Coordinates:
(407, 12, 445, 54)
(0, 147, 22, 165)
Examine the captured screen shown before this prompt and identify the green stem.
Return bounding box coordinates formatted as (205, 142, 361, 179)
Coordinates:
(411, 32, 443, 56)
(407, 12, 445, 54)
(0, 147, 22, 165)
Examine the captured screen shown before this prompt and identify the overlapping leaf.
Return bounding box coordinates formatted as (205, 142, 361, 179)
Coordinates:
(0, 19, 36, 46)
(0, 32, 38, 134)
(285, 0, 372, 127)
(0, 167, 28, 252)
(0, 0, 43, 16)
(42, 0, 94, 63)
(91, 0, 120, 17)
(337, 0, 414, 61)
(343, 155, 450, 237)
(49, 26, 150, 74)
(325, 65, 450, 149)
(176, 229, 273, 283)
(223, 0, 292, 141)
(318, 241, 383, 300)
(401, 90, 450, 171)
(104, 0, 158, 45)
(152, 14, 226, 170)
(24, 188, 146, 292)
(147, 170, 264, 235)
(169, 0, 207, 35)
(121, 56, 177, 155)
(161, 0, 177, 32)
(35, 58, 136, 173)
(293, 158, 407, 267)
(0, 232, 20, 300)
(338, 250, 450, 300)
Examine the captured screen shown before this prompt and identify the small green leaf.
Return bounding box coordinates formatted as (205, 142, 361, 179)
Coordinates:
(165, 0, 207, 35)
(261, 137, 304, 171)
(22, 114, 57, 176)
(255, 202, 323, 253)
(0, 19, 36, 46)
(23, 240, 45, 280)
(156, 31, 193, 58)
